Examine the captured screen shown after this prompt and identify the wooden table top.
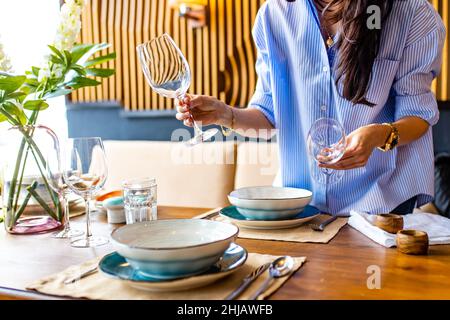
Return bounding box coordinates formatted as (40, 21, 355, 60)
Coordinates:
(1, 206, 450, 300)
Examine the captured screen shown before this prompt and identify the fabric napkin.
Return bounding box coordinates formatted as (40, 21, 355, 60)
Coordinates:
(348, 210, 450, 247)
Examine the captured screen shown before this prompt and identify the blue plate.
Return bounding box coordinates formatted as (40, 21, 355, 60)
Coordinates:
(99, 243, 247, 292)
(220, 206, 320, 230)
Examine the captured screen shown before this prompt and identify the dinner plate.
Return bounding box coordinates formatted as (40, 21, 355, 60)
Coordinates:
(99, 243, 247, 292)
(220, 205, 320, 230)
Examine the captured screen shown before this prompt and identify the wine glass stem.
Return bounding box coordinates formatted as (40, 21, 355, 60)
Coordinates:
(321, 167, 333, 175)
(179, 93, 203, 136)
(84, 196, 92, 238)
(62, 193, 71, 232)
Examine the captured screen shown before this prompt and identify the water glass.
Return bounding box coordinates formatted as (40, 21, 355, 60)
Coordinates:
(123, 178, 157, 224)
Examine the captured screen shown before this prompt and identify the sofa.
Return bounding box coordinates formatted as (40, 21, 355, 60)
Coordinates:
(103, 140, 441, 214)
(103, 141, 279, 208)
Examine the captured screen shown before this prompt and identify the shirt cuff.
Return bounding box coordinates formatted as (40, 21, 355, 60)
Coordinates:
(248, 93, 275, 127)
(394, 91, 440, 126)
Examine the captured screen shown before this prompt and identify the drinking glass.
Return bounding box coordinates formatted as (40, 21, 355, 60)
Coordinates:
(307, 118, 346, 185)
(63, 137, 108, 248)
(123, 178, 157, 224)
(137, 33, 219, 146)
(45, 132, 83, 239)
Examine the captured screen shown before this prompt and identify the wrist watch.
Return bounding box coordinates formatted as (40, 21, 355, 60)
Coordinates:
(378, 123, 400, 152)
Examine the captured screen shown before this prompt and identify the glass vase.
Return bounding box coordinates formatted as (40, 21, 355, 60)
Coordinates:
(1, 125, 63, 234)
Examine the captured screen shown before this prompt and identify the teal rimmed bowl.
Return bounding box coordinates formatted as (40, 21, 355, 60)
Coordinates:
(111, 219, 239, 279)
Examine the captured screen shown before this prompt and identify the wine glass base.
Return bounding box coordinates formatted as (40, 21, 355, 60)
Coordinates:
(52, 228, 84, 239)
(186, 128, 220, 146)
(71, 236, 109, 248)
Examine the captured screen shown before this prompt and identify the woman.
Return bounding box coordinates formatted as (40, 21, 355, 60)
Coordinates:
(176, 0, 446, 215)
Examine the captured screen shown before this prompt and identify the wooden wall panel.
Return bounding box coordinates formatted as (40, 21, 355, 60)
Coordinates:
(71, 0, 263, 110)
(70, 0, 450, 110)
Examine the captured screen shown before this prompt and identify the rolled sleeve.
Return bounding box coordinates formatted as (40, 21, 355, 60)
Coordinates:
(248, 5, 276, 127)
(393, 14, 446, 126)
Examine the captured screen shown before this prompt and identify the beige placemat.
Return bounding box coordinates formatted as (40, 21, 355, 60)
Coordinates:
(27, 253, 306, 300)
(196, 208, 347, 243)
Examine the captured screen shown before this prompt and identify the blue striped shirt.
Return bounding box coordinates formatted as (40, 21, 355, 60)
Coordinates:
(249, 0, 446, 214)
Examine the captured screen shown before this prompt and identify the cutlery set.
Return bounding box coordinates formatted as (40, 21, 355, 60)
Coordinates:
(64, 187, 347, 299)
(66, 256, 295, 301)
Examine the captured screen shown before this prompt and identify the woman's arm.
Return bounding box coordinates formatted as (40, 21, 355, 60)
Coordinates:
(321, 116, 430, 171)
(176, 95, 276, 139)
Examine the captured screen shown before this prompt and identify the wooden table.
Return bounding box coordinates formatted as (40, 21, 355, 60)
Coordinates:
(1, 206, 450, 300)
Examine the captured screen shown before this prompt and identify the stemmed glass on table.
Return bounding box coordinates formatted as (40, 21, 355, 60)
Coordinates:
(136, 33, 219, 146)
(307, 118, 346, 185)
(45, 130, 84, 239)
(63, 137, 109, 248)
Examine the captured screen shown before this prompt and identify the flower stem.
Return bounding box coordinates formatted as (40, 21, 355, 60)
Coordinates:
(10, 181, 38, 228)
(27, 186, 58, 221)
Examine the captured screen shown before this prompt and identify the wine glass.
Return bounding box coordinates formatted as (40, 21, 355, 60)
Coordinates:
(63, 137, 108, 248)
(307, 118, 347, 185)
(137, 33, 219, 146)
(45, 130, 83, 239)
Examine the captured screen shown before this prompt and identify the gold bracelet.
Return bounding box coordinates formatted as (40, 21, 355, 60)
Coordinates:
(221, 107, 235, 137)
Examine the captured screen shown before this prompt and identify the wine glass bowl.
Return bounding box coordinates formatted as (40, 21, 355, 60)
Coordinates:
(307, 118, 346, 184)
(137, 33, 219, 146)
(136, 35, 190, 99)
(63, 138, 108, 248)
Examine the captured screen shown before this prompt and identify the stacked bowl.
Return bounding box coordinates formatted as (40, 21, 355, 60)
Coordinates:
(110, 219, 240, 280)
(228, 186, 313, 221)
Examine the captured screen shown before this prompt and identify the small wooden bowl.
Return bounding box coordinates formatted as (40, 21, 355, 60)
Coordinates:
(396, 230, 429, 255)
(375, 214, 404, 234)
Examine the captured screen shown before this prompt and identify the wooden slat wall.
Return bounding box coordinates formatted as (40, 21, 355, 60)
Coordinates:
(70, 0, 450, 109)
(433, 0, 449, 101)
(71, 0, 266, 110)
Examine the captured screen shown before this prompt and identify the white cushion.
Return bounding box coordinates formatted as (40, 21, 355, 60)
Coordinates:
(234, 141, 279, 189)
(103, 141, 236, 208)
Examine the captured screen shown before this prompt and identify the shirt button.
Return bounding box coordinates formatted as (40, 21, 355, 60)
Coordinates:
(321, 105, 327, 111)
(323, 66, 329, 72)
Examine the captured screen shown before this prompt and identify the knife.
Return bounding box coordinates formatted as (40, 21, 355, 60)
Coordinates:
(64, 266, 98, 285)
(225, 262, 271, 300)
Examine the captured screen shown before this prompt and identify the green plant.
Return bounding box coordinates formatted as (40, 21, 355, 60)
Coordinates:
(0, 0, 115, 231)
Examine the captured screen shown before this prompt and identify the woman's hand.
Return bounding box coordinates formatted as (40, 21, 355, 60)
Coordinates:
(319, 124, 390, 171)
(175, 95, 232, 128)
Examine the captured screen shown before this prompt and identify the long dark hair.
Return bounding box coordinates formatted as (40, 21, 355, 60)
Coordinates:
(312, 0, 394, 106)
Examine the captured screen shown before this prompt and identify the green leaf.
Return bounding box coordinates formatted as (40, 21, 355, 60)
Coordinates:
(32, 66, 40, 77)
(71, 43, 111, 63)
(0, 76, 27, 94)
(23, 100, 49, 111)
(66, 77, 101, 89)
(86, 68, 115, 78)
(0, 113, 7, 122)
(83, 52, 116, 67)
(71, 64, 87, 76)
(48, 45, 65, 62)
(44, 88, 72, 99)
(71, 44, 96, 62)
(7, 91, 27, 100)
(2, 101, 27, 125)
(50, 54, 64, 65)
(63, 50, 72, 66)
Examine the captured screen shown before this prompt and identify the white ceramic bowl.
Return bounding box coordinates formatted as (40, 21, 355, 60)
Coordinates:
(235, 207, 304, 221)
(228, 186, 313, 211)
(111, 219, 239, 279)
